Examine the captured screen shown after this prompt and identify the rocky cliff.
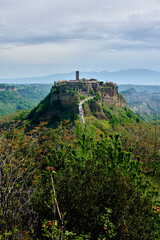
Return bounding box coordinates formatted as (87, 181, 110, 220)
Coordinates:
(28, 79, 126, 124)
(100, 82, 126, 107)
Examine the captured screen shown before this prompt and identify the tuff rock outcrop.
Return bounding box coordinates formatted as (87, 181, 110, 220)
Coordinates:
(29, 78, 126, 122)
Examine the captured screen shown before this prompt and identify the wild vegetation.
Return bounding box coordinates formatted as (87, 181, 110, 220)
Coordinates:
(0, 121, 160, 240)
(0, 84, 159, 239)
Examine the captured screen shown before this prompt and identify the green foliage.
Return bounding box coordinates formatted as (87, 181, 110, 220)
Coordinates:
(0, 120, 159, 239)
(88, 92, 101, 102)
(82, 98, 141, 135)
(116, 121, 160, 177)
(102, 104, 141, 128)
(85, 115, 110, 132)
(32, 129, 159, 239)
(30, 92, 52, 122)
(89, 89, 95, 94)
(0, 109, 31, 130)
(0, 84, 50, 116)
(98, 209, 116, 239)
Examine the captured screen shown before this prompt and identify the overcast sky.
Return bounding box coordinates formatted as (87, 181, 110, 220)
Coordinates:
(1, 0, 160, 78)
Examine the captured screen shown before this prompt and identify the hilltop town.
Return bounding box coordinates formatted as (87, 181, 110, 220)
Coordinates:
(51, 71, 126, 106)
(29, 71, 126, 122)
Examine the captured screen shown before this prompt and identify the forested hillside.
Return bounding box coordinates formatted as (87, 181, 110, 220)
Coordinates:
(0, 84, 51, 116)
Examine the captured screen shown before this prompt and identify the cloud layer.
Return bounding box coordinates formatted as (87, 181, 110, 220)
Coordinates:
(1, 0, 160, 78)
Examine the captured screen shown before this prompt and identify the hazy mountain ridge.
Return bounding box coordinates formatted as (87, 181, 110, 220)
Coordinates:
(1, 69, 160, 85)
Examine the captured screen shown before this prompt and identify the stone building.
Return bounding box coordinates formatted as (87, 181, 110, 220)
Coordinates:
(50, 72, 126, 107)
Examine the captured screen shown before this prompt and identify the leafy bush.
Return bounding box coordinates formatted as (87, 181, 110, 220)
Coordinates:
(0, 122, 159, 239)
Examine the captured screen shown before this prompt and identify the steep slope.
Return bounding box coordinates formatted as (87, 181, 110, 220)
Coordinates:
(83, 98, 140, 133)
(27, 79, 140, 132)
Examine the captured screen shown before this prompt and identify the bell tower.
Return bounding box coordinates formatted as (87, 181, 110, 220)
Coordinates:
(76, 71, 79, 80)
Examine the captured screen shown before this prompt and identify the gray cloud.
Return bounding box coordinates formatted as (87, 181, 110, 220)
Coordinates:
(1, 0, 160, 77)
(1, 15, 160, 51)
(0, 0, 160, 44)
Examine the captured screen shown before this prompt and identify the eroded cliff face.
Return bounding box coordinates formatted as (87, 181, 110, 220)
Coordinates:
(37, 93, 78, 122)
(100, 82, 126, 107)
(29, 79, 126, 123)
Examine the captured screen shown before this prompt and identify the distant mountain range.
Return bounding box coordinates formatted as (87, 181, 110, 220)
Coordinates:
(1, 69, 160, 85)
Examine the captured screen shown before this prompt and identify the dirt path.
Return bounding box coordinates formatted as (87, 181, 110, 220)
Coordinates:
(79, 96, 95, 127)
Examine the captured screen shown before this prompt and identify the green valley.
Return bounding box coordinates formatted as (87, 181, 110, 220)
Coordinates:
(119, 85, 160, 121)
(0, 84, 51, 116)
